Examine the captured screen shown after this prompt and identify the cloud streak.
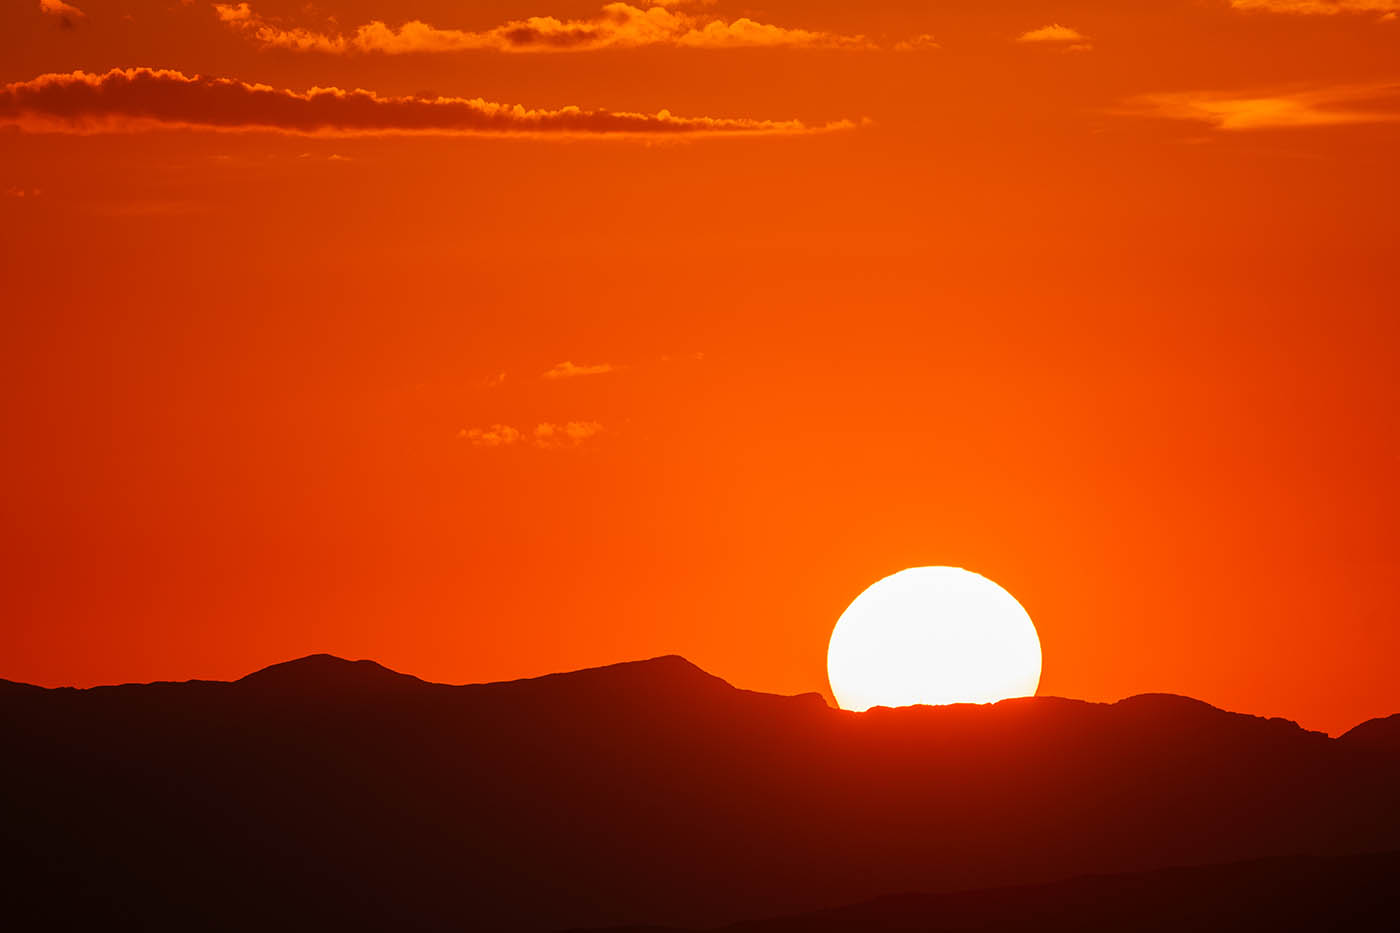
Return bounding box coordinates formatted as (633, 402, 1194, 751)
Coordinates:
(1017, 24, 1087, 42)
(459, 422, 604, 448)
(1123, 84, 1400, 129)
(893, 34, 940, 52)
(0, 68, 848, 137)
(213, 2, 873, 54)
(1230, 0, 1400, 13)
(542, 361, 615, 380)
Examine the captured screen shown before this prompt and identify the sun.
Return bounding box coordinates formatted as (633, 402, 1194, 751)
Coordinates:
(827, 567, 1042, 712)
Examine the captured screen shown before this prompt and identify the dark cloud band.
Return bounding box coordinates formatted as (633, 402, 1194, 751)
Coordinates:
(0, 68, 848, 137)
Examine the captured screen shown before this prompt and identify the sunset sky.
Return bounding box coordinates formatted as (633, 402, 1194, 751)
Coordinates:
(3, 0, 1397, 735)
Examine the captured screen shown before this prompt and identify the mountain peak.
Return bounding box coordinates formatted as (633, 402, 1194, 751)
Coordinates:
(611, 654, 721, 680)
(1112, 692, 1323, 740)
(1340, 712, 1400, 752)
(485, 653, 735, 694)
(236, 654, 427, 693)
(1113, 692, 1223, 714)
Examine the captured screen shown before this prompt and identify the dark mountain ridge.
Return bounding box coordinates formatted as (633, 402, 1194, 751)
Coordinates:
(582, 850, 1400, 933)
(3, 655, 1398, 932)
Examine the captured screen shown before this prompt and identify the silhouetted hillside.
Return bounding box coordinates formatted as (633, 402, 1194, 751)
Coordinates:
(1340, 713, 1400, 757)
(582, 850, 1400, 932)
(3, 656, 1398, 932)
(236, 652, 432, 694)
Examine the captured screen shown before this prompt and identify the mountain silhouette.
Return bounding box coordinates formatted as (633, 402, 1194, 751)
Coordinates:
(3, 655, 1399, 932)
(1339, 712, 1400, 757)
(235, 652, 432, 694)
(577, 850, 1400, 932)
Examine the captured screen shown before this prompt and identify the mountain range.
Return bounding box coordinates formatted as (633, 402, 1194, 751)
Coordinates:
(4, 655, 1398, 931)
(580, 850, 1400, 932)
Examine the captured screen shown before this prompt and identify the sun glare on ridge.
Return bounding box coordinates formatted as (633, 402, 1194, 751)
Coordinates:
(827, 567, 1042, 712)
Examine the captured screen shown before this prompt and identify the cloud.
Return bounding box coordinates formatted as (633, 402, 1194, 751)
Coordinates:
(458, 424, 522, 447)
(213, 2, 873, 54)
(1122, 83, 1400, 129)
(1230, 0, 1400, 13)
(532, 421, 604, 447)
(542, 361, 615, 380)
(893, 34, 940, 52)
(39, 0, 85, 17)
(1016, 24, 1087, 43)
(458, 422, 604, 448)
(0, 68, 849, 137)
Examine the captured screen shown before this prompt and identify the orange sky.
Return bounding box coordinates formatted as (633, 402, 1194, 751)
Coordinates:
(3, 0, 1397, 735)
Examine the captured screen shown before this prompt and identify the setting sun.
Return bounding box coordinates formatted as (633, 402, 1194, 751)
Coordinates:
(827, 567, 1042, 712)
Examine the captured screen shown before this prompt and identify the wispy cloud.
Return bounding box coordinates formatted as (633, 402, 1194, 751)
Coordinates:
(1230, 0, 1399, 13)
(893, 34, 940, 52)
(458, 424, 522, 447)
(1123, 83, 1400, 130)
(0, 68, 850, 137)
(458, 422, 604, 448)
(532, 421, 604, 447)
(542, 361, 615, 380)
(1017, 24, 1087, 43)
(213, 2, 873, 54)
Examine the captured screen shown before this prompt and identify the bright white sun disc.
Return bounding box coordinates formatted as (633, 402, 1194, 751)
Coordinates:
(827, 567, 1042, 712)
